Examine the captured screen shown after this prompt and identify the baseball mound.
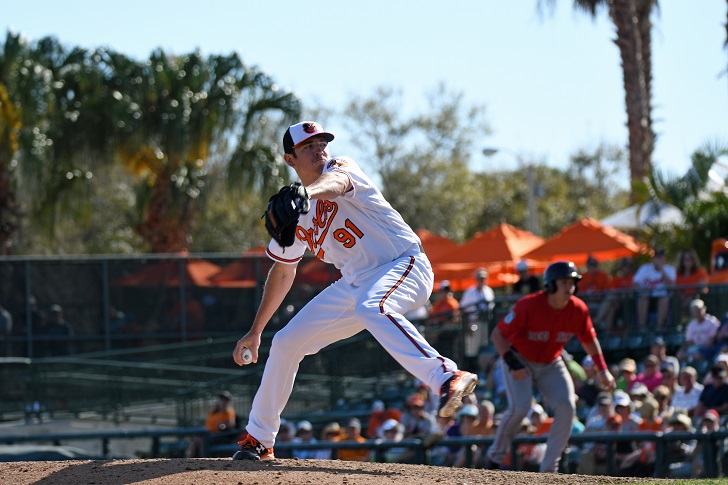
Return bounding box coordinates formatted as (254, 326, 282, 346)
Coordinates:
(0, 458, 679, 484)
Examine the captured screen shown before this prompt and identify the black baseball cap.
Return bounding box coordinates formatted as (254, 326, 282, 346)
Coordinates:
(283, 121, 334, 154)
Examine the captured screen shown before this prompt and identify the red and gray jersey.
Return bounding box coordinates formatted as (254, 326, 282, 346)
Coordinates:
(497, 291, 597, 364)
(266, 156, 421, 286)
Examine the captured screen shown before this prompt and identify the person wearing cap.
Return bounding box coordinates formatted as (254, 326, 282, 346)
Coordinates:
(663, 411, 697, 479)
(575, 355, 606, 422)
(613, 390, 641, 432)
(332, 418, 369, 461)
(459, 268, 495, 368)
(232, 122, 477, 461)
(694, 364, 728, 417)
(672, 366, 704, 416)
(632, 248, 676, 329)
(366, 400, 386, 439)
(485, 261, 615, 473)
(615, 358, 637, 392)
(319, 421, 343, 459)
(649, 337, 680, 380)
(683, 299, 721, 363)
(429, 280, 460, 326)
(38, 303, 74, 357)
(291, 420, 329, 460)
(512, 260, 540, 295)
(401, 393, 437, 440)
(186, 391, 238, 457)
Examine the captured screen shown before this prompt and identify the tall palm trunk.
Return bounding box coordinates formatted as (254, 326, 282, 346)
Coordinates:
(608, 0, 656, 201)
(0, 85, 20, 255)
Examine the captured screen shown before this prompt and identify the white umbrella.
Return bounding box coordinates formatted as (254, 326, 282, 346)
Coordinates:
(600, 200, 684, 231)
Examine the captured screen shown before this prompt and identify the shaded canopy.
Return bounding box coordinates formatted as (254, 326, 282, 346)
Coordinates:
(522, 217, 651, 266)
(209, 247, 272, 288)
(600, 200, 684, 231)
(114, 259, 222, 287)
(432, 223, 547, 291)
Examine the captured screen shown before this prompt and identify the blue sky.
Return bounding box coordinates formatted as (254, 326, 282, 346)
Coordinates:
(3, 1, 727, 179)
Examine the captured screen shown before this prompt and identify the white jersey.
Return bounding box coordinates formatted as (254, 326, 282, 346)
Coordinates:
(632, 263, 676, 297)
(266, 156, 421, 285)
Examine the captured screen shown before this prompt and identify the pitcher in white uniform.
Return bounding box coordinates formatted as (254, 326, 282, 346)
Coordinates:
(231, 121, 477, 461)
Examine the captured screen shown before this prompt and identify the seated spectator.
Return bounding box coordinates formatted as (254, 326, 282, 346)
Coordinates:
(638, 396, 663, 432)
(319, 422, 343, 459)
(367, 400, 387, 439)
(332, 418, 369, 462)
(694, 365, 728, 417)
(616, 358, 637, 392)
(613, 390, 642, 432)
(649, 336, 681, 377)
(275, 420, 296, 458)
(632, 248, 676, 329)
(660, 361, 680, 396)
(577, 355, 605, 422)
(652, 385, 674, 422)
(597, 258, 635, 331)
(468, 399, 497, 437)
(672, 366, 704, 417)
(584, 391, 614, 431)
(400, 393, 437, 440)
(186, 391, 237, 458)
(450, 404, 482, 468)
(292, 420, 330, 460)
(674, 249, 709, 312)
(692, 409, 721, 478)
(663, 412, 697, 479)
(681, 299, 721, 363)
(606, 414, 652, 477)
(427, 414, 458, 467)
(378, 418, 407, 463)
(634, 355, 663, 393)
(713, 315, 728, 356)
(579, 256, 612, 329)
(628, 382, 652, 407)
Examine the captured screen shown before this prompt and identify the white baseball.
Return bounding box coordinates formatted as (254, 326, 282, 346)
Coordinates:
(242, 347, 253, 364)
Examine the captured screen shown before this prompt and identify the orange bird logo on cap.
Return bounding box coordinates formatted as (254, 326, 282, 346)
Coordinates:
(303, 123, 317, 133)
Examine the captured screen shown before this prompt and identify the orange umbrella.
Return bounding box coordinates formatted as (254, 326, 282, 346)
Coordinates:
(114, 259, 222, 287)
(210, 247, 272, 288)
(415, 228, 458, 262)
(522, 217, 650, 266)
(432, 223, 547, 291)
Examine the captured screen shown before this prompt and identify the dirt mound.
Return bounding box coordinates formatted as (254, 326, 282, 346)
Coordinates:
(0, 458, 678, 484)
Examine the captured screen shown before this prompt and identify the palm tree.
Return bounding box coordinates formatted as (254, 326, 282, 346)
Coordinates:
(111, 50, 301, 253)
(544, 0, 658, 202)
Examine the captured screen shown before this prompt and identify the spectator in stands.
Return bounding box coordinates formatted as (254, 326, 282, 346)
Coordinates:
(649, 337, 680, 378)
(459, 268, 495, 369)
(584, 391, 614, 430)
(597, 258, 634, 331)
(682, 299, 721, 364)
(652, 385, 674, 421)
(694, 365, 728, 417)
(616, 358, 638, 392)
(292, 420, 329, 459)
(367, 400, 386, 439)
(576, 355, 605, 422)
(378, 418, 407, 463)
(674, 248, 709, 311)
(579, 256, 611, 329)
(401, 393, 437, 440)
(274, 420, 295, 458)
(672, 366, 704, 417)
(692, 409, 720, 478)
(512, 259, 540, 295)
(713, 316, 728, 356)
(427, 414, 458, 467)
(578, 394, 615, 476)
(660, 362, 680, 397)
(613, 390, 641, 432)
(320, 422, 343, 459)
(449, 404, 482, 468)
(37, 304, 75, 356)
(186, 391, 238, 458)
(632, 248, 676, 329)
(332, 418, 369, 461)
(634, 355, 663, 393)
(427, 281, 459, 354)
(628, 382, 651, 408)
(663, 412, 697, 479)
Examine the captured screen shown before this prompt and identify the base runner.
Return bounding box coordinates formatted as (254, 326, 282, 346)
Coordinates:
(484, 261, 615, 472)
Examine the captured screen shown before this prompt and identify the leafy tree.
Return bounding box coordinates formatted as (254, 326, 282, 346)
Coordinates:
(340, 84, 491, 241)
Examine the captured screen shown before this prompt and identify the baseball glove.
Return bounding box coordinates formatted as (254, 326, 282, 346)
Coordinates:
(263, 182, 310, 248)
